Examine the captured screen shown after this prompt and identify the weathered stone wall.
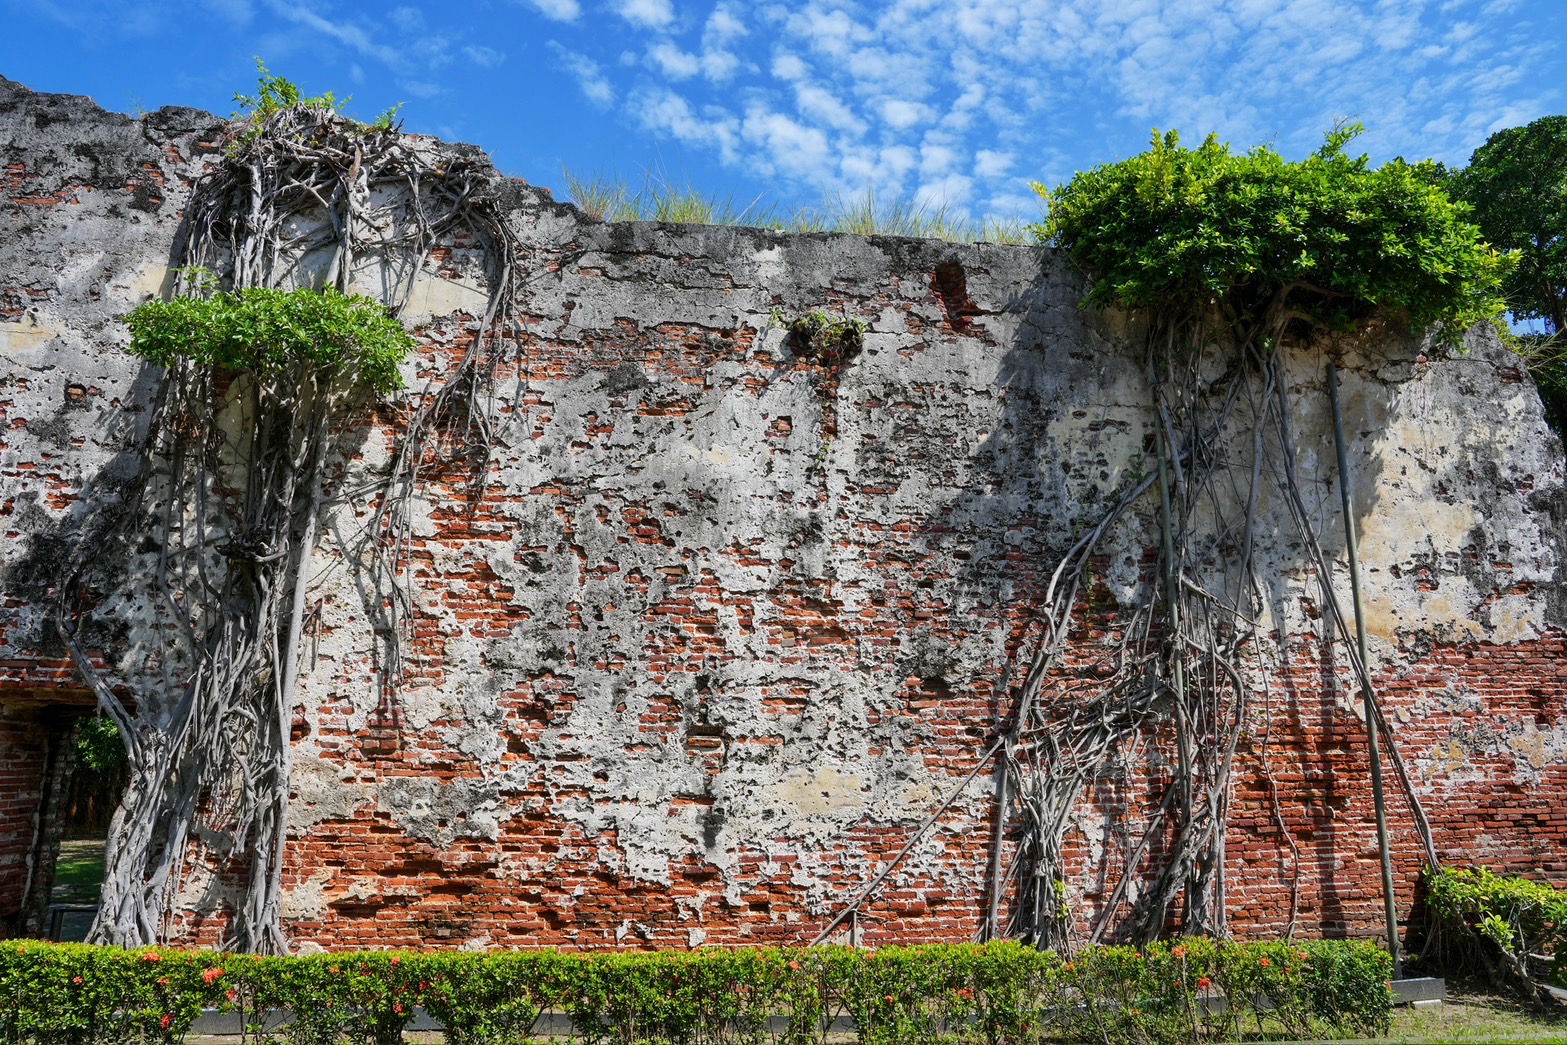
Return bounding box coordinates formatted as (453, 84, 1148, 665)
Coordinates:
(2, 76, 1565, 951)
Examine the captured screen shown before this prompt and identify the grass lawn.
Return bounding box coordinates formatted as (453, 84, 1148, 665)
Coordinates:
(1385, 987, 1567, 1044)
(50, 837, 105, 904)
(385, 991, 1566, 1044)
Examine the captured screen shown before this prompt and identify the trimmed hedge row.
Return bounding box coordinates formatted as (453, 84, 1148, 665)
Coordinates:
(0, 937, 1392, 1045)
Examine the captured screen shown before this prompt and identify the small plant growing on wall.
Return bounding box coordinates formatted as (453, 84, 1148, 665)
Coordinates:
(782, 309, 867, 457)
(787, 310, 866, 366)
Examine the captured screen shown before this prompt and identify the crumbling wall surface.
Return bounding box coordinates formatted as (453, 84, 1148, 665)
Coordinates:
(0, 75, 223, 692)
(1, 78, 1565, 950)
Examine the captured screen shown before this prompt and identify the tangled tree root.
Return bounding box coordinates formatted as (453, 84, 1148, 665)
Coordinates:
(59, 104, 522, 952)
(983, 320, 1439, 951)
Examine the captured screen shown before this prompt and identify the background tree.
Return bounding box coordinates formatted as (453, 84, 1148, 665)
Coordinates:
(1451, 115, 1567, 437)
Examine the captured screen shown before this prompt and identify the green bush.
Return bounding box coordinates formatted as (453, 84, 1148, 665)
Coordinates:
(1425, 865, 1567, 988)
(1036, 125, 1511, 346)
(125, 284, 413, 394)
(0, 938, 1392, 1044)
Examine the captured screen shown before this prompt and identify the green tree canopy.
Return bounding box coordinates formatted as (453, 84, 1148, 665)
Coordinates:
(1035, 126, 1511, 347)
(1453, 115, 1567, 334)
(125, 284, 412, 393)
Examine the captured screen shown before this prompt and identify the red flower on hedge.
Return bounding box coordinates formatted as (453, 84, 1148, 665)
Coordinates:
(141, 952, 162, 963)
(390, 956, 401, 966)
(1197, 977, 1211, 989)
(71, 975, 84, 985)
(160, 1014, 173, 1030)
(203, 968, 225, 984)
(225, 989, 238, 1003)
(1171, 946, 1187, 958)
(1259, 958, 1271, 968)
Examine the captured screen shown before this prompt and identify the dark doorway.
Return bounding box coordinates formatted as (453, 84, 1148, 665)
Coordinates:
(20, 713, 125, 941)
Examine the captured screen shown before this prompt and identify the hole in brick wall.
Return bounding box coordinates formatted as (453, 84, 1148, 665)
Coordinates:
(931, 257, 979, 333)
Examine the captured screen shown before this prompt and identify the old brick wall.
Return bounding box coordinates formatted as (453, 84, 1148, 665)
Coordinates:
(0, 707, 49, 931)
(2, 76, 1565, 951)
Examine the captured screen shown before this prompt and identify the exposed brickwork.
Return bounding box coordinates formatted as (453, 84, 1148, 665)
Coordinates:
(0, 707, 48, 930)
(1, 75, 1564, 953)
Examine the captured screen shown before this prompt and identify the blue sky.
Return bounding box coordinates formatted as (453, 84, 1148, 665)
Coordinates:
(4, 0, 1564, 221)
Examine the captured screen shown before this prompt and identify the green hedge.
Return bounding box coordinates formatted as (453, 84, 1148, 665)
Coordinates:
(0, 938, 1392, 1044)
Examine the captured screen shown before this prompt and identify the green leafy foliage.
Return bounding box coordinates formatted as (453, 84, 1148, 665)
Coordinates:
(1452, 115, 1567, 334)
(1425, 866, 1567, 988)
(1036, 126, 1511, 344)
(1452, 116, 1567, 442)
(73, 716, 125, 776)
(231, 59, 401, 144)
(124, 285, 413, 394)
(0, 939, 1392, 1044)
(233, 58, 345, 123)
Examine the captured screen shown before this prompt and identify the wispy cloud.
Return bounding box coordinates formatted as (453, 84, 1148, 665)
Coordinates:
(615, 0, 674, 29)
(601, 0, 1561, 217)
(265, 1, 403, 67)
(24, 0, 1556, 226)
(550, 41, 615, 107)
(463, 45, 506, 69)
(519, 0, 579, 21)
(646, 41, 699, 80)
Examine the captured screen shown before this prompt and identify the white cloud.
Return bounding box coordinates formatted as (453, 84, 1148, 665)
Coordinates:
(701, 49, 740, 82)
(510, 0, 1561, 221)
(616, 0, 674, 29)
(548, 41, 614, 106)
(633, 87, 740, 163)
(771, 51, 808, 80)
(919, 142, 962, 176)
(704, 4, 745, 42)
(742, 104, 832, 178)
(265, 2, 403, 66)
(399, 79, 443, 99)
(787, 5, 869, 60)
(699, 6, 745, 82)
(974, 149, 1013, 179)
(795, 84, 865, 134)
(521, 0, 580, 21)
(389, 6, 423, 33)
(914, 173, 974, 210)
(648, 42, 700, 79)
(880, 99, 931, 129)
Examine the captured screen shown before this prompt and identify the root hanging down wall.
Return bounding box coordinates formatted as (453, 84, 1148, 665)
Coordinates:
(3, 76, 1567, 951)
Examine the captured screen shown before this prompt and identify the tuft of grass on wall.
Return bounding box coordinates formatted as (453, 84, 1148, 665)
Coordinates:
(558, 167, 1035, 245)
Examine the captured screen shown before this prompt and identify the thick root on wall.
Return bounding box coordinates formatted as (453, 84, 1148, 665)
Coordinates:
(58, 105, 522, 953)
(986, 323, 1439, 950)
